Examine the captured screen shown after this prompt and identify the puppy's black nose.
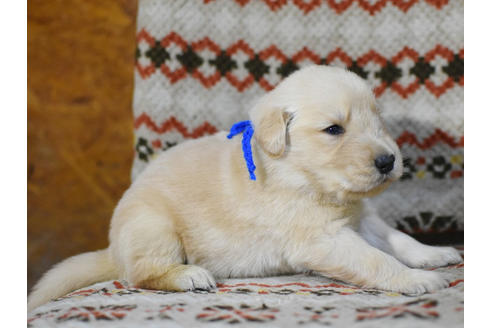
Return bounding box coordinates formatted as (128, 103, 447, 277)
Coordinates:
(374, 154, 395, 174)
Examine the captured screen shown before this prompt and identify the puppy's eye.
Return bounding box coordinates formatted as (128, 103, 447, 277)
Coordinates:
(324, 124, 344, 135)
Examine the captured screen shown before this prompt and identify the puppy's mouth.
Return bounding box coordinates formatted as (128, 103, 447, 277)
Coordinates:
(345, 177, 392, 199)
(374, 168, 402, 186)
(319, 157, 404, 200)
(343, 169, 400, 197)
(369, 175, 392, 189)
(376, 172, 393, 184)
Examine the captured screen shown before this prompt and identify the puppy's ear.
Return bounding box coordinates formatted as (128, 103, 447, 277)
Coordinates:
(250, 104, 290, 158)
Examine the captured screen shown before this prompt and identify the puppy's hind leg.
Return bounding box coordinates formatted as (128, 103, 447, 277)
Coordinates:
(113, 206, 215, 292)
(358, 202, 462, 268)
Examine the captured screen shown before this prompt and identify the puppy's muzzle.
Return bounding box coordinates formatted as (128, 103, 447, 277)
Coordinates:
(374, 154, 395, 174)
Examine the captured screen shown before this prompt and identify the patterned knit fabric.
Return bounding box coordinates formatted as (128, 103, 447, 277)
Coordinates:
(132, 0, 463, 242)
(27, 247, 464, 327)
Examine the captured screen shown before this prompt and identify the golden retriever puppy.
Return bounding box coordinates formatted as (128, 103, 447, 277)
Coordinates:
(28, 65, 461, 312)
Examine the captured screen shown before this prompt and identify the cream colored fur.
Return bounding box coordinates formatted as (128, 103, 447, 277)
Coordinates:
(28, 66, 461, 312)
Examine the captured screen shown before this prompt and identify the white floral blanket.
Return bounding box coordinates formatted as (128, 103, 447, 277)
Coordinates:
(28, 248, 463, 327)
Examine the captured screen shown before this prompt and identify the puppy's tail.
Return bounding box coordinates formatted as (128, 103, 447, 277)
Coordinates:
(27, 249, 118, 312)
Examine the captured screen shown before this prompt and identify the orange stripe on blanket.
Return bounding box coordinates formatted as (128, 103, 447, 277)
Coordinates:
(134, 114, 218, 138)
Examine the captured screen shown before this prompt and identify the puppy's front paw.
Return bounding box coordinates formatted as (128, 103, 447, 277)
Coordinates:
(384, 269, 450, 295)
(174, 265, 216, 291)
(397, 246, 462, 268)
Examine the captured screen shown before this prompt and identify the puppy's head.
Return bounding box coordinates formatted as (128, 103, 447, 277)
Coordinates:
(250, 65, 403, 202)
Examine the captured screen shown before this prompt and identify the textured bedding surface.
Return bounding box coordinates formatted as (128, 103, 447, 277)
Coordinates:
(28, 248, 463, 327)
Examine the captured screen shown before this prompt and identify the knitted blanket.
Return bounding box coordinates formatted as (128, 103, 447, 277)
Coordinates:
(132, 0, 464, 244)
(27, 248, 463, 327)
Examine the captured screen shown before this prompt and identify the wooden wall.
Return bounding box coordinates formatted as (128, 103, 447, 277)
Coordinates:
(27, 0, 138, 291)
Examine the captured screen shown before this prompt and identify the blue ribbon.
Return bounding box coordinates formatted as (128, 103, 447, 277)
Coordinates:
(227, 120, 257, 181)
